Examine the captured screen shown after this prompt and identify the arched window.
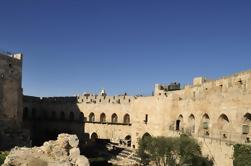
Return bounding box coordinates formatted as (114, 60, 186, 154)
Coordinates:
(89, 112, 95, 122)
(69, 112, 74, 121)
(60, 111, 65, 121)
(244, 113, 251, 122)
(243, 113, 251, 136)
(188, 114, 195, 133)
(23, 107, 29, 120)
(217, 114, 230, 138)
(123, 114, 130, 124)
(218, 114, 230, 129)
(79, 112, 84, 123)
(202, 113, 210, 129)
(111, 113, 118, 123)
(100, 113, 106, 123)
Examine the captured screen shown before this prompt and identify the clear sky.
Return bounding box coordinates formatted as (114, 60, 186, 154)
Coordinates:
(0, 0, 251, 97)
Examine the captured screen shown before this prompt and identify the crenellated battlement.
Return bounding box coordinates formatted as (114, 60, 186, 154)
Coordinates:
(77, 94, 137, 104)
(155, 69, 251, 97)
(23, 95, 78, 104)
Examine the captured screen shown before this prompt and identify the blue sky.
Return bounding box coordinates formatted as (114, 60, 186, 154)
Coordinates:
(0, 0, 251, 96)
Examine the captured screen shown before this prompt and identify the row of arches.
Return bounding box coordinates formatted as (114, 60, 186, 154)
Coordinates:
(23, 107, 84, 122)
(175, 112, 251, 140)
(88, 112, 130, 124)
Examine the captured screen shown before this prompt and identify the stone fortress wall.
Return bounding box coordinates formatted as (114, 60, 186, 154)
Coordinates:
(23, 70, 251, 165)
(22, 95, 85, 146)
(8, 50, 248, 165)
(0, 51, 30, 150)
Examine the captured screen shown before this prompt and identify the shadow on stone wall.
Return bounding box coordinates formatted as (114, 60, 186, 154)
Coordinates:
(22, 96, 86, 146)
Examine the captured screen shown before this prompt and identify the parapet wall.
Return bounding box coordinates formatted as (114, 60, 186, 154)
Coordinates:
(77, 95, 137, 105)
(155, 70, 251, 98)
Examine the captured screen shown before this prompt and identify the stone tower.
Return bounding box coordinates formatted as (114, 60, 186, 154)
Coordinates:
(0, 51, 30, 150)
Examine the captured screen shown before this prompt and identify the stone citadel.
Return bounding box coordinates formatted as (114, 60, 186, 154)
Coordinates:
(1, 52, 251, 165)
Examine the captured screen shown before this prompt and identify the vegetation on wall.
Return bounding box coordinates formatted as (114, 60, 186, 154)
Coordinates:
(137, 134, 213, 166)
(233, 144, 251, 166)
(0, 151, 8, 165)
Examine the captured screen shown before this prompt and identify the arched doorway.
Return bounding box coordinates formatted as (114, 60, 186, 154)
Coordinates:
(91, 132, 98, 143)
(125, 135, 131, 147)
(142, 132, 151, 141)
(176, 115, 183, 131)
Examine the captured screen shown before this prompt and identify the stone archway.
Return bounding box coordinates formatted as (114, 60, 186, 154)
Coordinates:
(200, 113, 210, 136)
(176, 115, 183, 131)
(123, 114, 130, 124)
(142, 132, 151, 141)
(89, 112, 95, 122)
(111, 113, 118, 123)
(125, 135, 132, 147)
(242, 113, 251, 142)
(91, 132, 98, 143)
(188, 114, 195, 134)
(217, 114, 230, 139)
(100, 113, 106, 123)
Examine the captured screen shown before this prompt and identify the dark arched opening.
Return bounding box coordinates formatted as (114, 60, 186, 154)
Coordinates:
(89, 112, 95, 122)
(111, 113, 118, 123)
(142, 132, 151, 142)
(176, 115, 183, 131)
(125, 135, 132, 147)
(123, 114, 130, 124)
(91, 132, 98, 143)
(100, 113, 106, 123)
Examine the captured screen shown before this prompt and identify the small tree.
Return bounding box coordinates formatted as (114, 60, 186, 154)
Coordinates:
(137, 134, 213, 166)
(233, 144, 251, 166)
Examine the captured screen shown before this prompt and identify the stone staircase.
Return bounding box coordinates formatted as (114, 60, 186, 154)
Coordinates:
(108, 147, 141, 166)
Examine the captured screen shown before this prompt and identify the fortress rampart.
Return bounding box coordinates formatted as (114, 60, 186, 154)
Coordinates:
(1, 50, 248, 165)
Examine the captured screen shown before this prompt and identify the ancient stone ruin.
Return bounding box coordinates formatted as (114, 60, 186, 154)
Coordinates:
(3, 134, 89, 166)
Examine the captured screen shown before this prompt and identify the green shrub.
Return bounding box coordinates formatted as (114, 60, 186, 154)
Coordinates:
(233, 144, 251, 166)
(137, 134, 213, 166)
(0, 151, 8, 165)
